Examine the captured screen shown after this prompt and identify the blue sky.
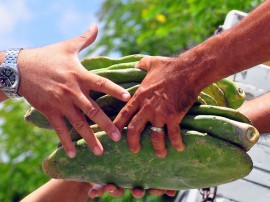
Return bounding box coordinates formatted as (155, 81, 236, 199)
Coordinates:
(0, 0, 104, 55)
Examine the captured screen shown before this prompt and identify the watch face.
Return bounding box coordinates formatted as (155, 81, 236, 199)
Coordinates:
(0, 68, 17, 87)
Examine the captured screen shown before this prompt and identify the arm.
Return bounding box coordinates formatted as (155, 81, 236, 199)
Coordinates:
(21, 179, 91, 202)
(238, 92, 270, 134)
(114, 0, 270, 157)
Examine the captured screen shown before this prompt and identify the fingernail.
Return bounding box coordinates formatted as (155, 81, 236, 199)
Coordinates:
(105, 185, 115, 193)
(67, 150, 76, 158)
(121, 92, 130, 101)
(131, 145, 141, 153)
(112, 132, 121, 141)
(176, 144, 185, 151)
(93, 146, 103, 155)
(89, 190, 96, 198)
(88, 24, 96, 31)
(156, 150, 167, 158)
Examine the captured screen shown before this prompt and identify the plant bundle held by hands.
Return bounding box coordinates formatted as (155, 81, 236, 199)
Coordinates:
(24, 54, 259, 190)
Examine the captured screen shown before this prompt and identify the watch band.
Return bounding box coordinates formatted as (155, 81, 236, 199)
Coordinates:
(3, 49, 22, 65)
(1, 48, 22, 98)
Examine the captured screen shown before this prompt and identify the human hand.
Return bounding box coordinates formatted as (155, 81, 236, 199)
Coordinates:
(88, 183, 176, 199)
(17, 25, 130, 158)
(114, 55, 206, 157)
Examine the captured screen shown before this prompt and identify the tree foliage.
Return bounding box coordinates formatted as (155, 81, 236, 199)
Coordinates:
(0, 0, 264, 201)
(0, 100, 57, 201)
(88, 0, 263, 56)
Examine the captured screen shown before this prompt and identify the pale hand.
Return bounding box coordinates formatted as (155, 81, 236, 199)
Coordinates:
(18, 25, 130, 158)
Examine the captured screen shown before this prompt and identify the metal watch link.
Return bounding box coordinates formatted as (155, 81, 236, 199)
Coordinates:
(0, 48, 22, 98)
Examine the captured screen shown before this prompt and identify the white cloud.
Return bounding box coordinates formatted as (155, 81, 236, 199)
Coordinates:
(47, 1, 98, 38)
(0, 0, 31, 33)
(0, 0, 32, 49)
(58, 8, 84, 34)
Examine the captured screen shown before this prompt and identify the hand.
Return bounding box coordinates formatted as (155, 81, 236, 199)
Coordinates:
(17, 25, 130, 158)
(114, 55, 205, 157)
(88, 183, 176, 199)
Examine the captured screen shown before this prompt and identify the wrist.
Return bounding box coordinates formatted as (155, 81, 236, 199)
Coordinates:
(175, 31, 244, 90)
(17, 48, 36, 97)
(0, 51, 5, 63)
(174, 40, 222, 92)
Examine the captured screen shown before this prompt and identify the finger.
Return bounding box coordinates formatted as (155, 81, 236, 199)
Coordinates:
(131, 188, 145, 199)
(114, 97, 140, 131)
(166, 120, 185, 151)
(127, 109, 149, 153)
(47, 114, 76, 158)
(69, 24, 98, 52)
(105, 184, 125, 197)
(73, 95, 122, 142)
(64, 107, 103, 155)
(150, 123, 167, 158)
(83, 72, 130, 102)
(135, 56, 154, 71)
(165, 190, 177, 197)
(88, 184, 105, 198)
(148, 189, 166, 196)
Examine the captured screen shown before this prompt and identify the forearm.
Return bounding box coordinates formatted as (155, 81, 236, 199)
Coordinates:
(238, 92, 270, 134)
(179, 0, 270, 89)
(0, 51, 8, 102)
(21, 179, 91, 202)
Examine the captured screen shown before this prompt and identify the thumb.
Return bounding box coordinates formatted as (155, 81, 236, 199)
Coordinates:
(70, 24, 98, 52)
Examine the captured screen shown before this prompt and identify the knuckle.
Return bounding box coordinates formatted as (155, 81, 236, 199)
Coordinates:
(86, 106, 100, 119)
(169, 125, 180, 134)
(95, 78, 107, 91)
(52, 85, 75, 103)
(79, 34, 88, 40)
(136, 86, 147, 96)
(54, 127, 65, 137)
(151, 133, 162, 144)
(169, 130, 180, 142)
(127, 124, 137, 134)
(119, 108, 130, 118)
(143, 101, 152, 111)
(155, 108, 165, 118)
(39, 107, 54, 115)
(165, 105, 174, 115)
(73, 121, 86, 131)
(101, 123, 113, 133)
(139, 56, 152, 68)
(170, 134, 177, 142)
(166, 111, 178, 121)
(54, 127, 63, 134)
(50, 91, 63, 103)
(64, 83, 79, 96)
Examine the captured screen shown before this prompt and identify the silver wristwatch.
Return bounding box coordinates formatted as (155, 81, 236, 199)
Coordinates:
(0, 48, 22, 98)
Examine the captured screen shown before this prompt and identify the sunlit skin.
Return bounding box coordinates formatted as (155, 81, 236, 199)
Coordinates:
(4, 1, 270, 201)
(91, 0, 270, 197)
(114, 0, 270, 158)
(0, 25, 131, 158)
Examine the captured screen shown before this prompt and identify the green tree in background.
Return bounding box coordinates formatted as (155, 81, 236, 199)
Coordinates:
(88, 0, 263, 56)
(0, 100, 57, 202)
(0, 0, 264, 201)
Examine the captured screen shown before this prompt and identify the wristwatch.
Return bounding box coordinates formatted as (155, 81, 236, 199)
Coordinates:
(0, 48, 22, 98)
